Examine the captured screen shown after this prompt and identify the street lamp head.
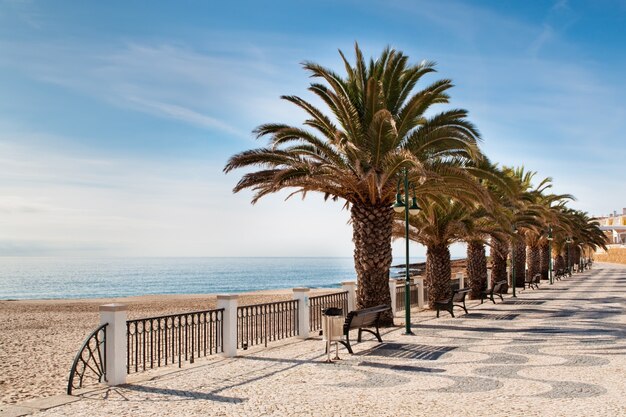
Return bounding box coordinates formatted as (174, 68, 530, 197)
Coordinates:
(513, 224, 518, 234)
(566, 237, 572, 244)
(408, 197, 421, 215)
(393, 193, 405, 213)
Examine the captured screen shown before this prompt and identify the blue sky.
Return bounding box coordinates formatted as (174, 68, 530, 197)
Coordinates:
(0, 0, 624, 257)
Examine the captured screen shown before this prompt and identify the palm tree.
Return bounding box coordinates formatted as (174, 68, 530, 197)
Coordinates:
(462, 162, 514, 295)
(465, 208, 511, 298)
(392, 192, 491, 306)
(565, 209, 608, 266)
(525, 193, 573, 282)
(501, 167, 547, 288)
(490, 237, 509, 285)
(549, 207, 607, 272)
(224, 44, 482, 323)
(466, 240, 488, 298)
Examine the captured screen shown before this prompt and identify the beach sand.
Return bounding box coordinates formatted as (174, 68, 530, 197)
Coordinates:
(0, 288, 336, 405)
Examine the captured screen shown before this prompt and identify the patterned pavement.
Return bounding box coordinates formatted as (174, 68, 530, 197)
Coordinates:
(22, 264, 626, 416)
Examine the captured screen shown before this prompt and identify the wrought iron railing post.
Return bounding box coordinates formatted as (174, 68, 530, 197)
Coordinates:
(99, 303, 127, 386)
(292, 287, 310, 339)
(216, 294, 238, 357)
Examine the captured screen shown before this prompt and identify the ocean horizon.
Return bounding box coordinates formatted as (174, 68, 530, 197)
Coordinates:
(0, 256, 428, 300)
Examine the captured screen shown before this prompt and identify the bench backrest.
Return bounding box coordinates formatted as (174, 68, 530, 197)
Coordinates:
(452, 288, 470, 302)
(344, 305, 389, 331)
(493, 280, 507, 293)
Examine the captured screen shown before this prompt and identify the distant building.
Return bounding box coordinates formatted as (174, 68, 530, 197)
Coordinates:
(596, 208, 626, 244)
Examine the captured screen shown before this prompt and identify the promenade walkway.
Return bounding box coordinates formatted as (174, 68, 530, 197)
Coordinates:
(13, 264, 626, 416)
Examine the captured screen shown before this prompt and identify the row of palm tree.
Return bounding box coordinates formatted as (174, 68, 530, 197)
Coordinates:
(224, 44, 607, 325)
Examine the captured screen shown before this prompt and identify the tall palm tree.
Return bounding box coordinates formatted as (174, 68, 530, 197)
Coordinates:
(566, 209, 608, 265)
(490, 237, 509, 285)
(501, 167, 547, 288)
(392, 191, 491, 306)
(466, 164, 518, 288)
(525, 193, 573, 281)
(465, 210, 511, 298)
(462, 162, 514, 295)
(224, 44, 482, 323)
(549, 207, 607, 272)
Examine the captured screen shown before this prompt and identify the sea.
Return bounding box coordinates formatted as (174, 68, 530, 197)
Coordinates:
(0, 257, 426, 300)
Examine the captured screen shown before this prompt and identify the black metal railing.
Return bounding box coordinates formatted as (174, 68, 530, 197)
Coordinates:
(237, 300, 299, 349)
(67, 323, 107, 395)
(396, 283, 420, 311)
(309, 291, 348, 332)
(126, 309, 224, 374)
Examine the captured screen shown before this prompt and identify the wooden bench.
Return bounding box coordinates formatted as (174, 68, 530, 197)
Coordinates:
(524, 273, 540, 290)
(335, 305, 389, 354)
(480, 280, 508, 304)
(434, 288, 470, 318)
(554, 268, 565, 281)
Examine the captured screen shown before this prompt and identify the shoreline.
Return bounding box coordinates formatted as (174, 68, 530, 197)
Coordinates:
(0, 286, 309, 304)
(0, 287, 338, 405)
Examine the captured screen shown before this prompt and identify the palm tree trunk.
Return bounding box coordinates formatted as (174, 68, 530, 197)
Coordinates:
(466, 240, 487, 299)
(426, 243, 452, 308)
(490, 237, 508, 286)
(512, 240, 526, 288)
(539, 241, 550, 280)
(573, 246, 581, 268)
(527, 244, 541, 282)
(352, 203, 394, 325)
(568, 246, 576, 268)
(555, 253, 565, 270)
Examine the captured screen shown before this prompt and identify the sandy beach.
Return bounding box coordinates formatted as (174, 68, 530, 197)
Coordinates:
(0, 288, 337, 405)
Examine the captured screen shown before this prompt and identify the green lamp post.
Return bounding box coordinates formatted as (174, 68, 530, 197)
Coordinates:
(566, 237, 572, 276)
(511, 224, 518, 298)
(393, 167, 420, 335)
(547, 227, 554, 285)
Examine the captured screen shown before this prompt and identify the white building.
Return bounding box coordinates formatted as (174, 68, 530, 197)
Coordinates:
(597, 208, 626, 244)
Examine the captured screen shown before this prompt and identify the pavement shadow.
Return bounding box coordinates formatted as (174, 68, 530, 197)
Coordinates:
(89, 385, 245, 403)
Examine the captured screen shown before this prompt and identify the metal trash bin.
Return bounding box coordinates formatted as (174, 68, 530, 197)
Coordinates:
(321, 307, 343, 362)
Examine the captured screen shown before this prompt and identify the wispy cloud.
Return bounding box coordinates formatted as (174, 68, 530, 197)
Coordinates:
(125, 96, 244, 136)
(528, 24, 555, 57)
(0, 38, 317, 139)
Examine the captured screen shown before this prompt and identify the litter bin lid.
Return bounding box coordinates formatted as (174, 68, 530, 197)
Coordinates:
(322, 307, 343, 316)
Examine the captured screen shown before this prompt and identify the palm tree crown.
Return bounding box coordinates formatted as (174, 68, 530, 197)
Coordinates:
(224, 43, 481, 206)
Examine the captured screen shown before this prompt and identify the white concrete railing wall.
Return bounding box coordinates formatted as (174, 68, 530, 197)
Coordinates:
(456, 272, 465, 289)
(99, 303, 127, 386)
(389, 280, 397, 314)
(413, 277, 425, 308)
(217, 294, 238, 358)
(292, 288, 310, 339)
(389, 277, 426, 314)
(341, 281, 357, 312)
